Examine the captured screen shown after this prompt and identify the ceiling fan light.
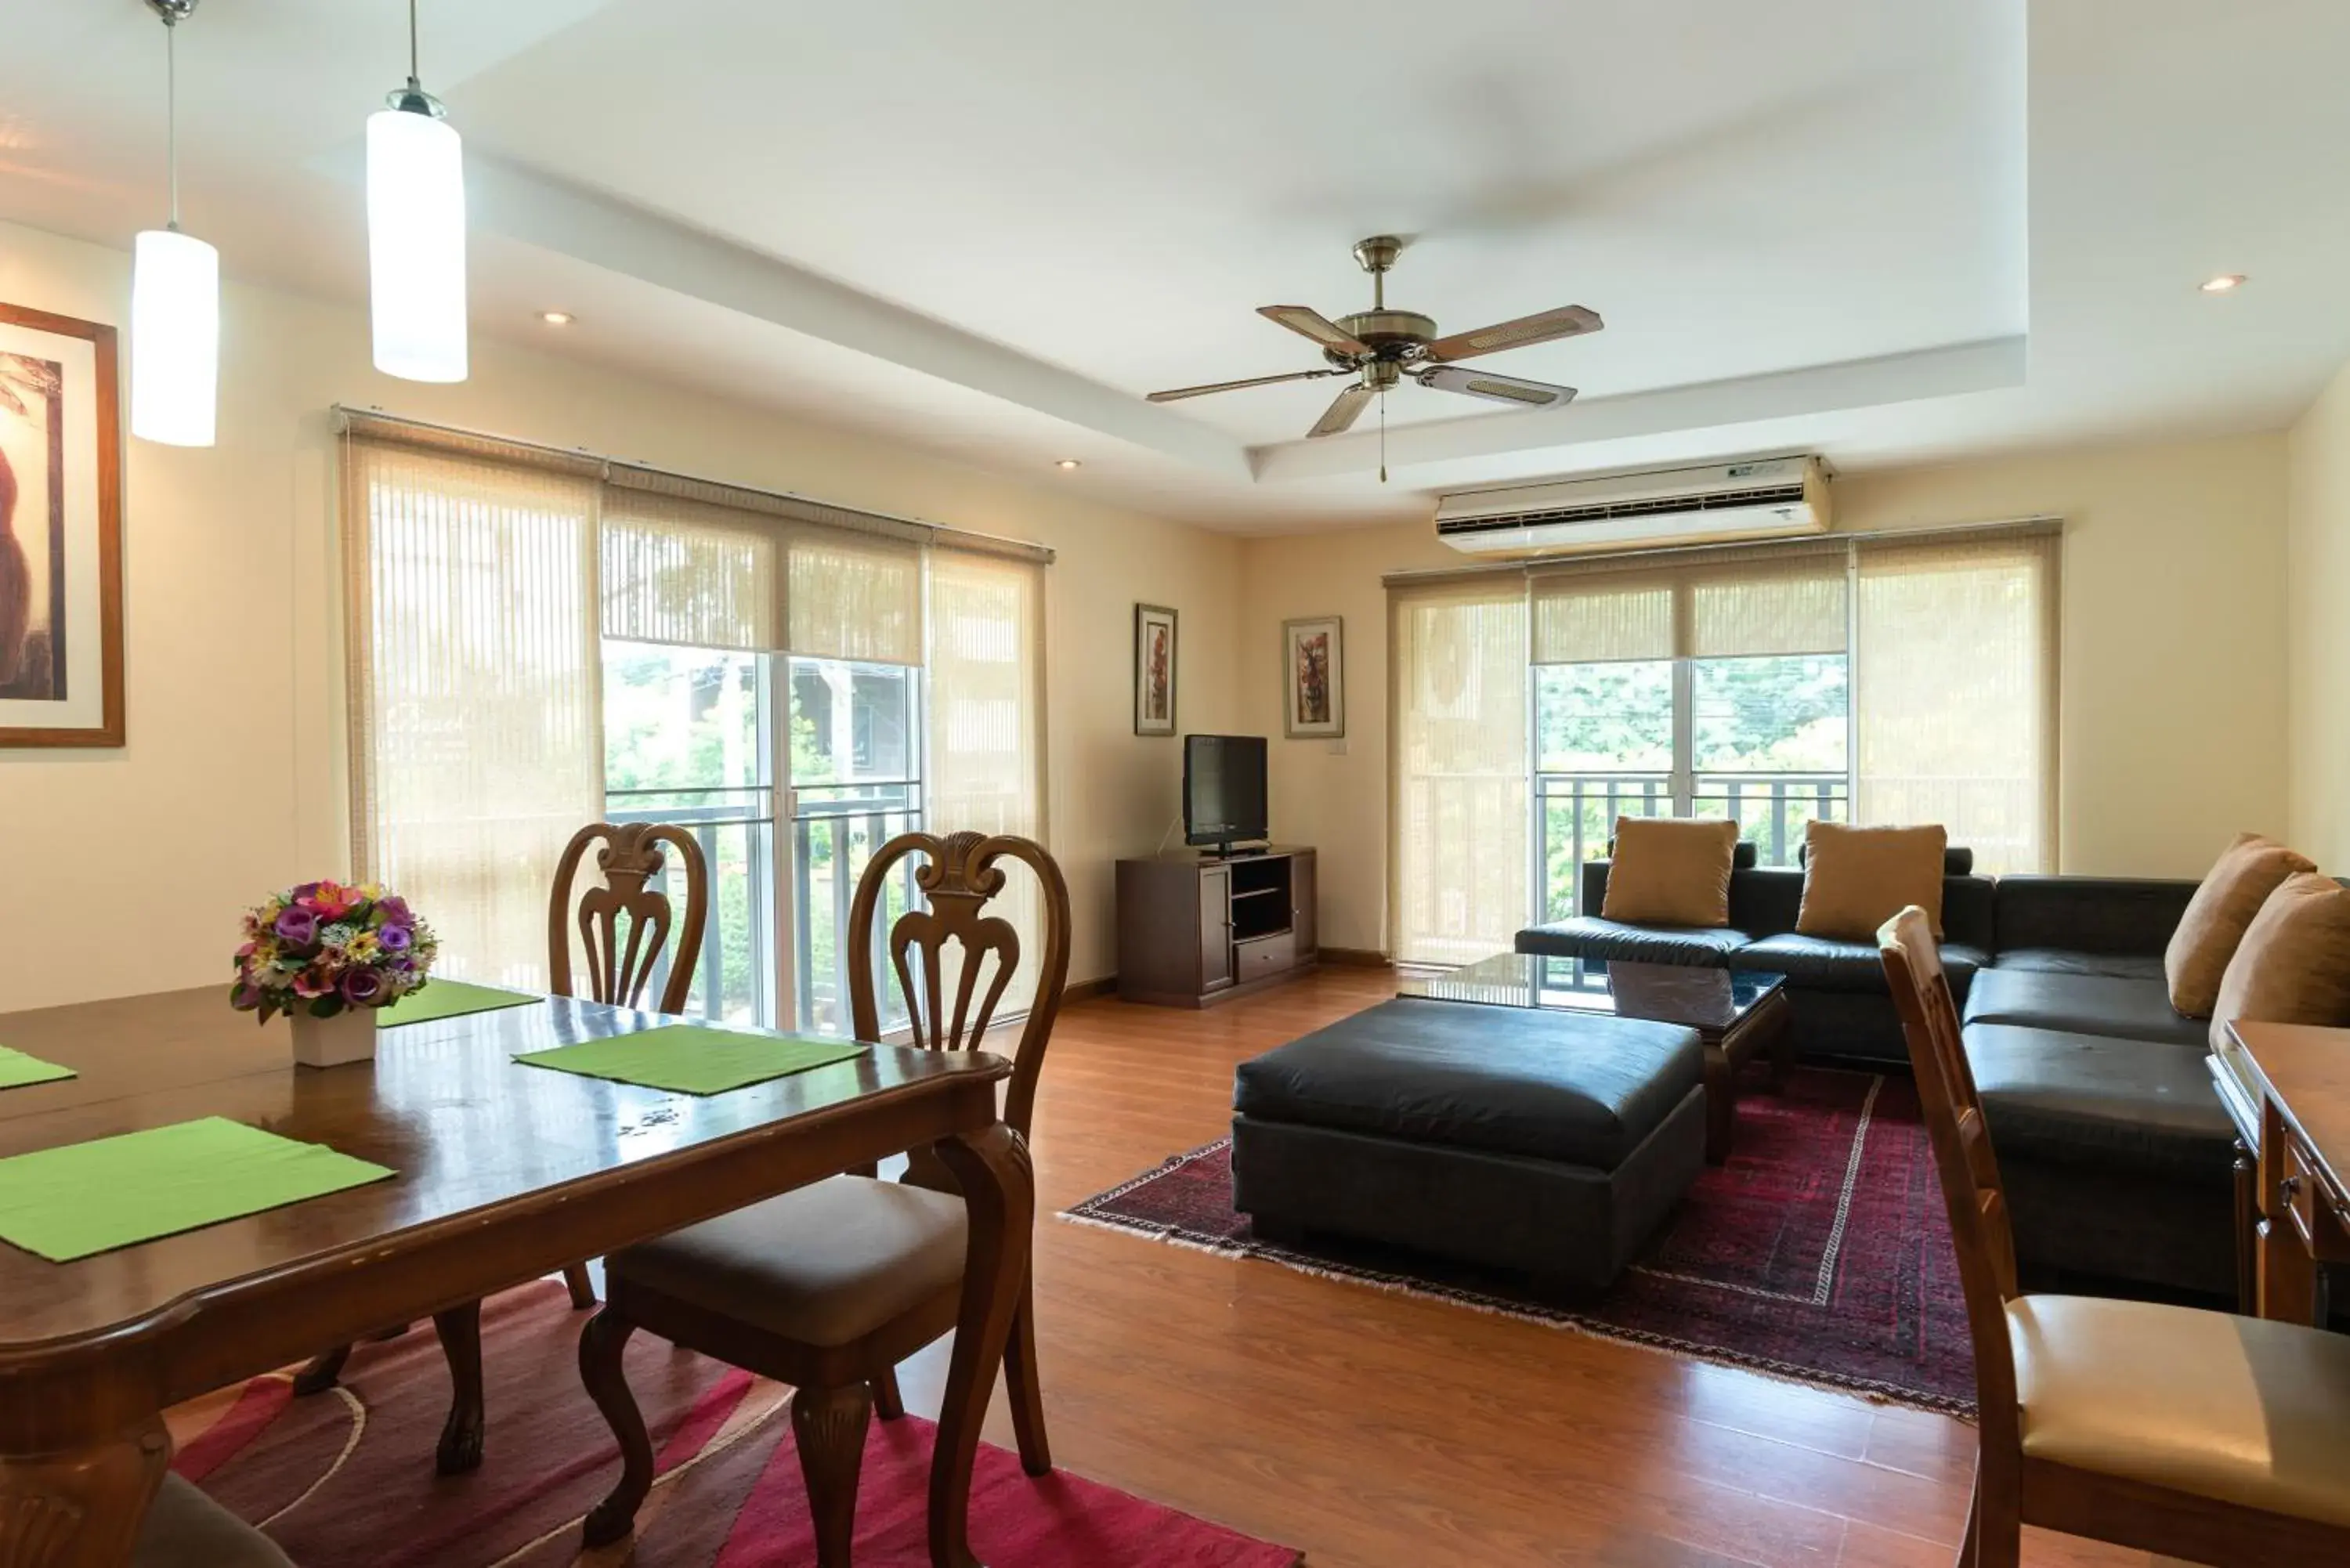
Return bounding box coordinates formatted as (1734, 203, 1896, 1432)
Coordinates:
(130, 226, 219, 447)
(367, 105, 468, 382)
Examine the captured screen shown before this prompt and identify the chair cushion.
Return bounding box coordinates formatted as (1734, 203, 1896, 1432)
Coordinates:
(1795, 822, 1949, 940)
(1963, 969, 2206, 1047)
(2008, 1295, 2350, 1528)
(1729, 933, 1987, 995)
(1231, 998, 1702, 1169)
(1600, 816, 1741, 928)
(1991, 948, 2167, 981)
(1961, 1024, 2236, 1180)
(607, 1176, 966, 1348)
(2209, 872, 2350, 1052)
(2166, 833, 2316, 1018)
(136, 1475, 294, 1568)
(1515, 917, 1749, 967)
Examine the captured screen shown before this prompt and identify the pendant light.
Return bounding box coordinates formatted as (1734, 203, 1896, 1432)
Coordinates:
(367, 0, 468, 382)
(129, 0, 219, 448)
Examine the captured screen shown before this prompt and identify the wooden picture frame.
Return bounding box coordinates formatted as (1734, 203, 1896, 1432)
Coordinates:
(0, 303, 123, 748)
(1133, 603, 1177, 736)
(1282, 615, 1344, 739)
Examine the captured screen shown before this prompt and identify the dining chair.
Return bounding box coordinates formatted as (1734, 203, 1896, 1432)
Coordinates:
(292, 821, 709, 1476)
(1878, 905, 2350, 1568)
(575, 829, 1071, 1561)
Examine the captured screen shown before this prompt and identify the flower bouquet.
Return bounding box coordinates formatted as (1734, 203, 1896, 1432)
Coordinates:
(231, 880, 437, 1067)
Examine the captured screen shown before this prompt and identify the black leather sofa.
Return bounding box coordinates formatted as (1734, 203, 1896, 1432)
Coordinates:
(1517, 860, 2240, 1300)
(1521, 849, 1996, 1067)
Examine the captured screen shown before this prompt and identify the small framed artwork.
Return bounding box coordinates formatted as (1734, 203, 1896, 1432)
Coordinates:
(1133, 603, 1177, 736)
(1283, 615, 1344, 739)
(0, 303, 123, 748)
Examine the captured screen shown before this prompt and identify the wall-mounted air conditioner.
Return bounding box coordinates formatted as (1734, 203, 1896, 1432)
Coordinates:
(1434, 456, 1830, 557)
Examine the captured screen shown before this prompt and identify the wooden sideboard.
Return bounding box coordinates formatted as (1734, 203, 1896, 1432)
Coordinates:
(1115, 847, 1318, 1007)
(2218, 1020, 2350, 1325)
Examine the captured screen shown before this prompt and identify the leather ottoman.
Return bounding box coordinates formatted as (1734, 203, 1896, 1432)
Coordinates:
(1229, 998, 1707, 1295)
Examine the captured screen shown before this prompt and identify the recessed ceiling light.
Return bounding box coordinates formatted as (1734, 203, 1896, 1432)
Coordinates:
(540, 309, 576, 325)
(2199, 274, 2246, 294)
(1055, 458, 1082, 470)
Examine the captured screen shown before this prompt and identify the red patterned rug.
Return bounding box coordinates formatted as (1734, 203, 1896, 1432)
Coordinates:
(165, 1281, 1299, 1566)
(1063, 1067, 1975, 1414)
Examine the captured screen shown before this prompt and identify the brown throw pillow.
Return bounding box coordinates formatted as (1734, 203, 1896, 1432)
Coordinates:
(1796, 822, 1948, 941)
(2165, 833, 2317, 1018)
(1600, 817, 1741, 928)
(2209, 874, 2350, 1052)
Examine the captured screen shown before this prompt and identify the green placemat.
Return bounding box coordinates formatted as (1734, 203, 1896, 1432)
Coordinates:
(378, 978, 543, 1028)
(515, 1026, 866, 1096)
(0, 1117, 396, 1263)
(0, 1046, 74, 1091)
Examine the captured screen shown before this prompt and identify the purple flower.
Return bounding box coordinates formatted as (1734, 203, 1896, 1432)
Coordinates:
(273, 908, 319, 948)
(378, 923, 413, 954)
(341, 968, 388, 1007)
(230, 982, 265, 1012)
(375, 896, 413, 927)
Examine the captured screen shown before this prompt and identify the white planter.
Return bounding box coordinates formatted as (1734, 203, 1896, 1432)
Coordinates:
(290, 1008, 377, 1069)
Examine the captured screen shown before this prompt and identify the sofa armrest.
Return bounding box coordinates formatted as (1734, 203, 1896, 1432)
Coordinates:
(1993, 876, 2198, 958)
(1579, 859, 1612, 918)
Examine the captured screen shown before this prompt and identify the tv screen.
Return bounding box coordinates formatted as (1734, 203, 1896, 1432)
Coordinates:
(1184, 734, 1269, 851)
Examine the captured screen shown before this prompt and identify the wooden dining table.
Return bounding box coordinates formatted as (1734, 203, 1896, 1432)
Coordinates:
(0, 985, 1033, 1568)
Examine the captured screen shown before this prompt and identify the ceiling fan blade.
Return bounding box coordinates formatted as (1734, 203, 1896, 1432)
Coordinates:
(1258, 305, 1371, 357)
(1421, 305, 1604, 363)
(1146, 367, 1343, 403)
(1415, 365, 1577, 409)
(1307, 384, 1374, 438)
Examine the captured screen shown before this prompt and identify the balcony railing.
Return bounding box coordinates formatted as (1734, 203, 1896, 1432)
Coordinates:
(1538, 771, 1850, 919)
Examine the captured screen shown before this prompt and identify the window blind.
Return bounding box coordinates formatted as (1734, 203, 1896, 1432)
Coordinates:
(925, 544, 1049, 1010)
(1529, 539, 1848, 664)
(342, 433, 605, 991)
(1853, 526, 2059, 873)
(1389, 578, 1529, 965)
(600, 488, 782, 651)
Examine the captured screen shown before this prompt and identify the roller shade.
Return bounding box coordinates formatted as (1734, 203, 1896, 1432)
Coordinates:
(1528, 540, 1847, 663)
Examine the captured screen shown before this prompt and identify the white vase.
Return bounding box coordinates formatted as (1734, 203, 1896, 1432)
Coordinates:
(290, 1007, 377, 1069)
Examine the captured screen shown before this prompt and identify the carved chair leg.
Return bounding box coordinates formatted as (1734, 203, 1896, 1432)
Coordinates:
(928, 1123, 1035, 1568)
(1969, 1462, 2020, 1568)
(792, 1382, 873, 1568)
(293, 1343, 353, 1396)
(579, 1308, 651, 1548)
(432, 1302, 486, 1476)
(0, 1414, 171, 1568)
(1004, 1271, 1050, 1476)
(562, 1261, 598, 1310)
(873, 1364, 906, 1421)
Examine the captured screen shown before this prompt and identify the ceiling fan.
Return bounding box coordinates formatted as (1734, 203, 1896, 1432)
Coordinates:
(1148, 235, 1603, 462)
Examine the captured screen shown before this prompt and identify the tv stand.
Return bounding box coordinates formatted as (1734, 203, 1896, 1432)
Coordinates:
(1116, 845, 1318, 1007)
(1202, 843, 1271, 861)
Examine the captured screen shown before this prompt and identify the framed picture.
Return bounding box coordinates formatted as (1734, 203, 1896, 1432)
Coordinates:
(0, 303, 123, 748)
(1283, 615, 1344, 739)
(1133, 603, 1177, 735)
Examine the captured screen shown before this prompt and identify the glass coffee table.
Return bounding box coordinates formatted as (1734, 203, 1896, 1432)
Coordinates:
(1399, 952, 1792, 1163)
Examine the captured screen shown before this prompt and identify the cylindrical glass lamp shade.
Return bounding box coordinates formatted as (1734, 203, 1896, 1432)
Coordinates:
(129, 228, 219, 447)
(367, 107, 468, 383)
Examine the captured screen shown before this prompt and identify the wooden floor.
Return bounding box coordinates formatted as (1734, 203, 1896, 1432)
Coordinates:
(897, 967, 2162, 1568)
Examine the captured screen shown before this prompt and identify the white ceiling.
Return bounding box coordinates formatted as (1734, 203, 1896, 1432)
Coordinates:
(2, 0, 2346, 531)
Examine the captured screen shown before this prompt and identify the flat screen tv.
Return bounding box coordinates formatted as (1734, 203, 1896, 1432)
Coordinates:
(1184, 734, 1269, 854)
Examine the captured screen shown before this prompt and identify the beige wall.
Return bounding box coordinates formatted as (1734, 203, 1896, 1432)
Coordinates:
(0, 219, 1242, 1010)
(1239, 433, 2294, 954)
(2288, 356, 2350, 871)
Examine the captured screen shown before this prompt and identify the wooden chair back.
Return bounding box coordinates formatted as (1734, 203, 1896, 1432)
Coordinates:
(1878, 905, 2020, 1445)
(847, 830, 1072, 1139)
(549, 822, 710, 1016)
